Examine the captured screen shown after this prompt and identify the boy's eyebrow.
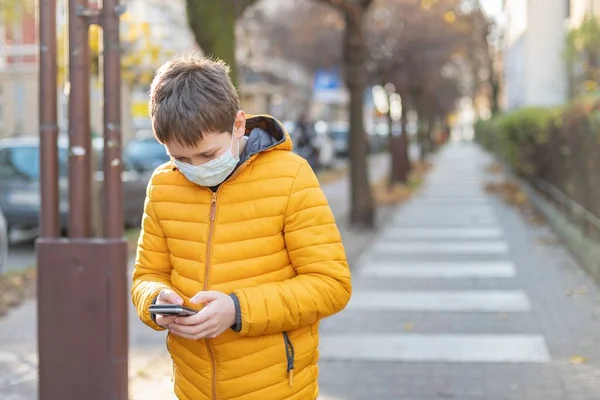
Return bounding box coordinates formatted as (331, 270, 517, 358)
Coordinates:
(196, 146, 219, 156)
(168, 146, 219, 159)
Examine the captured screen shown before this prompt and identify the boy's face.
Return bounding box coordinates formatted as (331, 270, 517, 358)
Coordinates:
(165, 111, 246, 166)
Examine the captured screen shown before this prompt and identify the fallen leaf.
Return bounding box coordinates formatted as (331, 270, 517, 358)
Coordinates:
(569, 355, 588, 364)
(486, 163, 503, 174)
(403, 322, 414, 332)
(136, 370, 150, 379)
(567, 286, 588, 297)
(0, 268, 37, 320)
(536, 236, 561, 245)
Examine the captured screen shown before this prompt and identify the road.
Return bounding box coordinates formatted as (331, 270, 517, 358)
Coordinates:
(317, 142, 600, 399)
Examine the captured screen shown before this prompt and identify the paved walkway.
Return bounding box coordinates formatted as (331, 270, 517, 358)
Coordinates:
(317, 142, 600, 399)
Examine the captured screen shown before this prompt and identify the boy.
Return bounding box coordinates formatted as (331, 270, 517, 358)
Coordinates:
(131, 53, 352, 400)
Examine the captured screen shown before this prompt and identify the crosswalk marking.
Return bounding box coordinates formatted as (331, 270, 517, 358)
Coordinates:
(373, 241, 509, 255)
(390, 217, 499, 227)
(360, 261, 516, 278)
(418, 197, 490, 204)
(345, 290, 530, 312)
(319, 334, 551, 363)
(381, 227, 503, 240)
(319, 144, 553, 371)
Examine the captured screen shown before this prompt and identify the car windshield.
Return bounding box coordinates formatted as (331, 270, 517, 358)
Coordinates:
(10, 145, 131, 179)
(330, 128, 348, 139)
(126, 140, 168, 159)
(10, 146, 69, 179)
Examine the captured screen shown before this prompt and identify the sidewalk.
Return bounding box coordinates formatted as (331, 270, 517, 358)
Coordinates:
(0, 153, 389, 400)
(317, 142, 600, 399)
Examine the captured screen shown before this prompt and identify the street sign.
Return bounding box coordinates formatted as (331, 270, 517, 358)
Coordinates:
(312, 68, 348, 103)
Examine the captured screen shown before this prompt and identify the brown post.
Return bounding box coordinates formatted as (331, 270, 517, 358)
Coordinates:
(68, 0, 93, 237)
(37, 0, 129, 398)
(38, 0, 60, 238)
(102, 0, 124, 239)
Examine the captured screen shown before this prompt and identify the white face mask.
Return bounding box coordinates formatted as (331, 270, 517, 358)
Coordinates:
(174, 131, 241, 187)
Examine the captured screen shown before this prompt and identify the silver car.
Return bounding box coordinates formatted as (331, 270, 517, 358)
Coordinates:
(0, 136, 148, 234)
(0, 206, 7, 273)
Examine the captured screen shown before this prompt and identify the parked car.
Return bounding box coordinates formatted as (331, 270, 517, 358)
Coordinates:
(0, 136, 148, 234)
(124, 137, 171, 174)
(329, 121, 350, 157)
(313, 120, 335, 169)
(0, 206, 7, 273)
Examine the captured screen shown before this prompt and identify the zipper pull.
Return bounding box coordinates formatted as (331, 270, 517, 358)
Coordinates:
(288, 368, 294, 387)
(210, 193, 217, 221)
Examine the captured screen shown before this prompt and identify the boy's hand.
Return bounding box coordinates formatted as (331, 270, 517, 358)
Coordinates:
(168, 291, 236, 340)
(155, 289, 184, 329)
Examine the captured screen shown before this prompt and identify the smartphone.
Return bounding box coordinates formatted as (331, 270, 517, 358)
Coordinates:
(149, 304, 199, 317)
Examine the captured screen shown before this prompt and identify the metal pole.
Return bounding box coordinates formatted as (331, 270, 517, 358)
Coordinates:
(38, 0, 60, 238)
(102, 0, 124, 238)
(68, 0, 92, 238)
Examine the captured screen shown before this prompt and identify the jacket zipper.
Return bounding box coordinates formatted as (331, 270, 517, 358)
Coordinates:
(204, 192, 218, 400)
(201, 157, 257, 400)
(283, 332, 295, 387)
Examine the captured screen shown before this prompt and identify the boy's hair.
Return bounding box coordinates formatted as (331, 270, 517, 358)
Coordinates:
(149, 52, 240, 146)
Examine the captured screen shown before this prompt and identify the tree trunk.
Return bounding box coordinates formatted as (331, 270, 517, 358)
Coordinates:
(389, 108, 411, 185)
(388, 105, 410, 186)
(426, 115, 435, 153)
(418, 130, 426, 161)
(186, 0, 239, 86)
(386, 103, 394, 189)
(344, 11, 374, 229)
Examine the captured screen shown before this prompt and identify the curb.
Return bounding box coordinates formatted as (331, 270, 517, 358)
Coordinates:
(481, 146, 600, 286)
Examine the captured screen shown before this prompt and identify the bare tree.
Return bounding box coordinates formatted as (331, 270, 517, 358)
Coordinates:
(314, 0, 376, 229)
(367, 0, 490, 163)
(186, 0, 259, 86)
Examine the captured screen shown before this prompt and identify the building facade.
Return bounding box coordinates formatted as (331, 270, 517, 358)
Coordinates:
(502, 0, 569, 110)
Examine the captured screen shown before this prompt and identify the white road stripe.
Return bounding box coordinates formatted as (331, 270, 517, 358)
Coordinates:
(380, 227, 503, 240)
(319, 334, 551, 363)
(345, 290, 530, 312)
(360, 261, 516, 279)
(373, 241, 509, 255)
(419, 197, 490, 204)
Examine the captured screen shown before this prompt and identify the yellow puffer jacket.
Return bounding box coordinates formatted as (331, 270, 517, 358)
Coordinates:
(131, 115, 352, 400)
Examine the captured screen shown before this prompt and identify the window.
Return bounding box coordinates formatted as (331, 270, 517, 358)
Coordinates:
(0, 149, 16, 179)
(0, 84, 3, 131)
(0, 146, 69, 180)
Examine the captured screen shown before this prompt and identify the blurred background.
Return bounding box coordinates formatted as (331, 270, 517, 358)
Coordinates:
(2, 0, 600, 399)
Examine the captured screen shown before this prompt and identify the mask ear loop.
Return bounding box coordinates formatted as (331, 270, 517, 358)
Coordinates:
(232, 126, 242, 160)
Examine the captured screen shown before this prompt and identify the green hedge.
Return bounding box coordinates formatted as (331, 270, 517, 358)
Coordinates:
(475, 107, 562, 177)
(475, 100, 600, 219)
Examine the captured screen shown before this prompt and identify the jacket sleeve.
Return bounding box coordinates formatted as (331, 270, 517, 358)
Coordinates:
(231, 162, 352, 336)
(131, 182, 173, 331)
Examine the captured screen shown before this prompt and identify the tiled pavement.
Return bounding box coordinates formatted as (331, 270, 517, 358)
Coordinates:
(317, 142, 600, 400)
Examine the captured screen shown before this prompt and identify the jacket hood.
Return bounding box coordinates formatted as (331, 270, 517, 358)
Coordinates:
(239, 114, 292, 164)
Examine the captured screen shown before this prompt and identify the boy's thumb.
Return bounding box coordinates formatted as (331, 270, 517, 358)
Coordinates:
(161, 289, 183, 305)
(190, 291, 220, 305)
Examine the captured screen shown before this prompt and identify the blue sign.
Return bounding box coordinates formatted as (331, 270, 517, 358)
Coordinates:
(313, 69, 343, 92)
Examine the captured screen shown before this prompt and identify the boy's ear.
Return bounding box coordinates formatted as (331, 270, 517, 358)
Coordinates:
(233, 110, 246, 138)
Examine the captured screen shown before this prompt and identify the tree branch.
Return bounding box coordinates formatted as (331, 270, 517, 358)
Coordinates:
(234, 0, 260, 19)
(314, 0, 372, 26)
